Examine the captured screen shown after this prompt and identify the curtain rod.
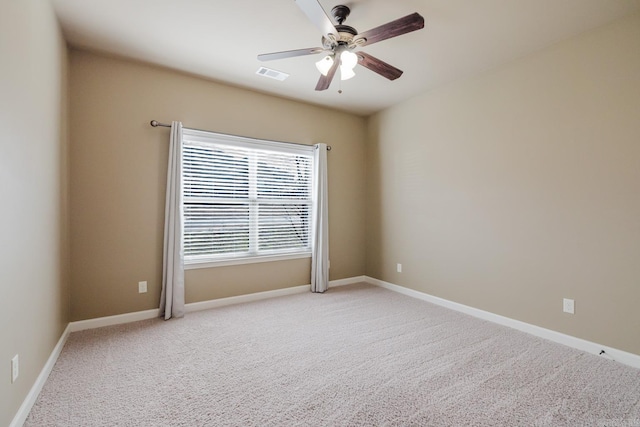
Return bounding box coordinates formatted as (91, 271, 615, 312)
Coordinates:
(150, 120, 331, 151)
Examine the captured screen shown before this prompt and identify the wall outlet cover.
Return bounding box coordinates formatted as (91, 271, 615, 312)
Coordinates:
(563, 298, 575, 314)
(138, 281, 148, 293)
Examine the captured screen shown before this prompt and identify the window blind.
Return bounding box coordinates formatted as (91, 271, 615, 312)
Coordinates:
(181, 129, 314, 264)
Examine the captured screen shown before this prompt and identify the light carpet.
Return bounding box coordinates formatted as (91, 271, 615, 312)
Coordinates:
(25, 283, 640, 426)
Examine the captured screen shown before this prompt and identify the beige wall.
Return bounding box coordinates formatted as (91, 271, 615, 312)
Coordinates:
(366, 13, 640, 354)
(0, 1, 69, 426)
(69, 50, 367, 321)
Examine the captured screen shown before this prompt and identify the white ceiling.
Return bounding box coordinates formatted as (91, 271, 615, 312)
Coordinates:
(51, 0, 640, 116)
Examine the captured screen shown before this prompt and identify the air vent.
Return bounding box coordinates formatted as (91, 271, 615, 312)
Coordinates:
(256, 67, 289, 81)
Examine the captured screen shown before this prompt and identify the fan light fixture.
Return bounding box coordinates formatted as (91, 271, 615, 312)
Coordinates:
(315, 50, 358, 80)
(339, 50, 357, 80)
(315, 55, 334, 76)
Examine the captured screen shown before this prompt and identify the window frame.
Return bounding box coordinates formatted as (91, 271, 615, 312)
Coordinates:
(181, 128, 315, 269)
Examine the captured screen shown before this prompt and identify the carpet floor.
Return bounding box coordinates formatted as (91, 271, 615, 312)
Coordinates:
(25, 283, 640, 426)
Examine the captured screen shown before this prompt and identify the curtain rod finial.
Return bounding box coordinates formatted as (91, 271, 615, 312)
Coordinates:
(150, 120, 159, 127)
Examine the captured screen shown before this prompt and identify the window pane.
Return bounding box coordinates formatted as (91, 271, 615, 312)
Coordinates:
(258, 203, 310, 251)
(183, 145, 249, 199)
(184, 203, 249, 256)
(257, 152, 311, 200)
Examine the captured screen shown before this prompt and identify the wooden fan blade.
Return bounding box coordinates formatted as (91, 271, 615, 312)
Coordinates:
(295, 0, 338, 38)
(315, 58, 339, 91)
(258, 47, 324, 61)
(357, 52, 403, 80)
(356, 13, 424, 47)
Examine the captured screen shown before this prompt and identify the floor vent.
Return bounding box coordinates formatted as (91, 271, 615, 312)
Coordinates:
(256, 67, 289, 81)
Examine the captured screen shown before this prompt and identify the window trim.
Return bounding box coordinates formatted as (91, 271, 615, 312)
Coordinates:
(181, 128, 315, 268)
(184, 251, 312, 270)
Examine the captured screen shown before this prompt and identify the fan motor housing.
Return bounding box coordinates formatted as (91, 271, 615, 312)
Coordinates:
(326, 5, 358, 45)
(336, 24, 357, 36)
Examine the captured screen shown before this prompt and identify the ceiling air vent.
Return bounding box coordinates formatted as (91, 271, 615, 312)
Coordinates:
(256, 67, 289, 81)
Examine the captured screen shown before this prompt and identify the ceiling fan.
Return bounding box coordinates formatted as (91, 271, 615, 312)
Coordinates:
(257, 0, 425, 91)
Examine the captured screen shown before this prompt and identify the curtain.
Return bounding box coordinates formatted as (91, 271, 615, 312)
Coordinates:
(311, 143, 329, 293)
(159, 121, 185, 319)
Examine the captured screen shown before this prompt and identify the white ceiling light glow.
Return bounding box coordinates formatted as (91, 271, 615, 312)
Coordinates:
(340, 66, 356, 80)
(339, 50, 357, 80)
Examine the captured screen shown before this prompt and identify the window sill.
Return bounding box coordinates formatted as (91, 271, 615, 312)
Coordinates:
(185, 251, 312, 270)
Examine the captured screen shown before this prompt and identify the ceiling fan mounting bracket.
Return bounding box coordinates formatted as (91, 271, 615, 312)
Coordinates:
(331, 5, 351, 25)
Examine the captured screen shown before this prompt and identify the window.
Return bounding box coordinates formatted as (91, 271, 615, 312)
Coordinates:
(181, 129, 315, 267)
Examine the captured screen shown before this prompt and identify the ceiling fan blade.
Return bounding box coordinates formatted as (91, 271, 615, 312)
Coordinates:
(258, 47, 324, 62)
(295, 0, 338, 38)
(315, 58, 339, 91)
(357, 52, 403, 81)
(356, 13, 425, 47)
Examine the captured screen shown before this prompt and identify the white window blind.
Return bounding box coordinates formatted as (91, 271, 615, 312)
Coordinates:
(181, 129, 314, 266)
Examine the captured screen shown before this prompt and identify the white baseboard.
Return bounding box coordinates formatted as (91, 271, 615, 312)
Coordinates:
(70, 285, 311, 328)
(185, 284, 311, 312)
(69, 308, 160, 332)
(365, 276, 640, 369)
(9, 324, 71, 427)
(69, 277, 365, 329)
(187, 276, 367, 312)
(329, 275, 367, 287)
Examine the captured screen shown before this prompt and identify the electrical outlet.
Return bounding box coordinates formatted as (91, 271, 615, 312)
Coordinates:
(563, 298, 575, 314)
(397, 263, 402, 273)
(138, 281, 148, 293)
(11, 354, 19, 383)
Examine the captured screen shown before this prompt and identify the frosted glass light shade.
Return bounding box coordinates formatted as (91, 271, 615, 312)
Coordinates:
(340, 66, 356, 80)
(315, 56, 334, 76)
(340, 50, 358, 70)
(339, 50, 357, 80)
